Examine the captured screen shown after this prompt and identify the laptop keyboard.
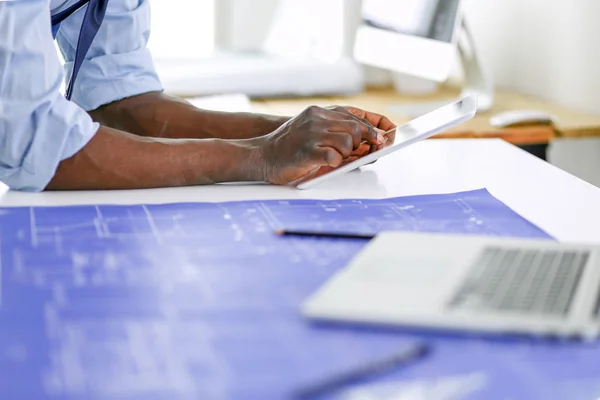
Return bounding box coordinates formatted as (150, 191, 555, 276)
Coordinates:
(449, 247, 590, 316)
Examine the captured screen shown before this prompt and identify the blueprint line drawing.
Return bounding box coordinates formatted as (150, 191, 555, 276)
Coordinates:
(4, 189, 597, 400)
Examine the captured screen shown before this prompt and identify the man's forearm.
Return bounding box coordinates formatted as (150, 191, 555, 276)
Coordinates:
(88, 91, 289, 140)
(47, 126, 265, 190)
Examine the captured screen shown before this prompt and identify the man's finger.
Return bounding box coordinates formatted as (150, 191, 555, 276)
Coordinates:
(323, 120, 385, 149)
(320, 112, 386, 146)
(289, 150, 359, 188)
(315, 132, 356, 158)
(326, 107, 381, 134)
(326, 105, 376, 130)
(313, 146, 344, 167)
(351, 143, 371, 157)
(343, 106, 397, 132)
(303, 106, 383, 145)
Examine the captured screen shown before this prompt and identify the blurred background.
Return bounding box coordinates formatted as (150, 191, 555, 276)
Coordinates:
(145, 0, 600, 186)
(148, 0, 600, 112)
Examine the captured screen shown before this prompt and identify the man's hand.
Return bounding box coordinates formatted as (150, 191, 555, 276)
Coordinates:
(257, 105, 398, 186)
(255, 105, 390, 185)
(323, 106, 397, 169)
(326, 105, 397, 151)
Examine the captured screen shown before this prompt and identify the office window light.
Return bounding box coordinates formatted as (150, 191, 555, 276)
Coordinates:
(148, 0, 215, 61)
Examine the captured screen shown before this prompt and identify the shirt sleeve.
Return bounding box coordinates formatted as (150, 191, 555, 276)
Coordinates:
(56, 0, 163, 111)
(0, 0, 99, 192)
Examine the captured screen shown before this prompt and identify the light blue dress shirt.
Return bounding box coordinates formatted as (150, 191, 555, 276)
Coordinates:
(0, 0, 163, 191)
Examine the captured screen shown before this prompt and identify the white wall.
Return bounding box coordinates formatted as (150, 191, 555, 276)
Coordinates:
(464, 0, 600, 115)
(149, 0, 215, 59)
(216, 0, 346, 58)
(215, 0, 280, 51)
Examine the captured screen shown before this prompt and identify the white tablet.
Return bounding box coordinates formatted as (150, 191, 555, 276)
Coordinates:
(296, 95, 477, 190)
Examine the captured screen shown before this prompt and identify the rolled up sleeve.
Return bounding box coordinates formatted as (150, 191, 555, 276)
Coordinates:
(0, 0, 99, 192)
(56, 0, 163, 111)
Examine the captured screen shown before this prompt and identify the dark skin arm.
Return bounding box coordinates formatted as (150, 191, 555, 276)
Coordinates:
(87, 91, 397, 167)
(88, 91, 290, 140)
(47, 88, 397, 190)
(48, 92, 288, 190)
(47, 100, 395, 190)
(87, 91, 397, 145)
(46, 126, 266, 190)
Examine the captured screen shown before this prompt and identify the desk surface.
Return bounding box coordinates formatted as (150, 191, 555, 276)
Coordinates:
(252, 87, 600, 140)
(2, 139, 599, 243)
(2, 139, 600, 399)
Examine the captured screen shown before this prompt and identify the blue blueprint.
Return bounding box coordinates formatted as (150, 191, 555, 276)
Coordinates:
(1, 188, 598, 400)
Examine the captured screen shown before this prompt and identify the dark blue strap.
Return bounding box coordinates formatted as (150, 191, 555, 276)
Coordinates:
(51, 0, 89, 26)
(52, 23, 61, 39)
(51, 0, 109, 100)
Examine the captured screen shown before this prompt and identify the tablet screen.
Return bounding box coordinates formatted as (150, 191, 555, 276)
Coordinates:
(391, 97, 474, 144)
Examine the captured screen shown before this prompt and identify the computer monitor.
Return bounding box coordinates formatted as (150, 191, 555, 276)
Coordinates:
(354, 0, 462, 82)
(353, 0, 494, 115)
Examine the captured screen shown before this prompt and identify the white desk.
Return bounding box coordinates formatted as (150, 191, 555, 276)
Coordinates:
(1, 138, 600, 399)
(1, 139, 599, 243)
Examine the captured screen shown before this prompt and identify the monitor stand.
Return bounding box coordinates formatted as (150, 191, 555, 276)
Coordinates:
(389, 18, 494, 118)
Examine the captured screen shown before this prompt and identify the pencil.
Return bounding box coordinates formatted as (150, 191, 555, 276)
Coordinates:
(291, 343, 431, 399)
(275, 229, 375, 240)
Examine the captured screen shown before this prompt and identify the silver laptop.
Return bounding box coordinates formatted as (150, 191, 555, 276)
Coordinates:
(302, 232, 600, 340)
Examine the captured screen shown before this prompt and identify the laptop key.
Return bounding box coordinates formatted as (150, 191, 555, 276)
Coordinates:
(449, 246, 590, 317)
